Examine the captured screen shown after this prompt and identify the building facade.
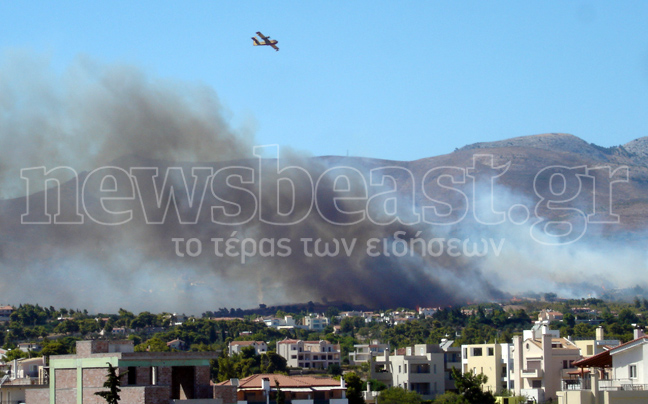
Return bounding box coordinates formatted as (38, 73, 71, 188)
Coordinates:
(370, 344, 445, 401)
(229, 341, 269, 356)
(276, 339, 341, 370)
(25, 339, 218, 404)
(461, 342, 513, 395)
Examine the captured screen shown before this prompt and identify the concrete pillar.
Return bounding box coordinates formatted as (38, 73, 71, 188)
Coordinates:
(591, 370, 599, 404)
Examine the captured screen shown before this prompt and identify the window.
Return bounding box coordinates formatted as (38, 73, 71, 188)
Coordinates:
(630, 365, 637, 378)
(532, 380, 542, 388)
(488, 347, 494, 356)
(128, 367, 137, 385)
(473, 348, 482, 356)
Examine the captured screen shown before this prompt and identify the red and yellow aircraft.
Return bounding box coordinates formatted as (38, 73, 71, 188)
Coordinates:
(252, 31, 279, 51)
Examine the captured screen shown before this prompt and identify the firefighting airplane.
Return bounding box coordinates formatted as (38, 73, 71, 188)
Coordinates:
(252, 31, 279, 51)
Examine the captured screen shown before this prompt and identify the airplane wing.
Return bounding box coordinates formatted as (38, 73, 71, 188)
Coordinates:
(256, 31, 268, 40)
(270, 43, 279, 51)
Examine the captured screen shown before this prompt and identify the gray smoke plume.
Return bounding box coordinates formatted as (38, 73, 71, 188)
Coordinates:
(1, 52, 646, 314)
(0, 52, 253, 198)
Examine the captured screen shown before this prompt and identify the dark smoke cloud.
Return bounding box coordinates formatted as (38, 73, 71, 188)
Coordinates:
(1, 52, 646, 314)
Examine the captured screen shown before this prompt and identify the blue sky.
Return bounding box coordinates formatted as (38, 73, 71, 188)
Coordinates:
(1, 1, 647, 161)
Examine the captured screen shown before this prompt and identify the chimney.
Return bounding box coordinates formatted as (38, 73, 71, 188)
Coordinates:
(634, 327, 645, 340)
(595, 326, 604, 341)
(341, 377, 346, 388)
(262, 377, 271, 393)
(230, 378, 239, 387)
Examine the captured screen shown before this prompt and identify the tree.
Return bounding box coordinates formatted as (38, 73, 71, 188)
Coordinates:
(327, 363, 342, 376)
(95, 363, 124, 404)
(2, 348, 29, 362)
(433, 392, 469, 404)
(275, 380, 286, 404)
(377, 387, 421, 404)
(450, 368, 496, 404)
(345, 372, 366, 404)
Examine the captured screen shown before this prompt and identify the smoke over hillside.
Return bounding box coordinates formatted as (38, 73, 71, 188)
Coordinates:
(1, 54, 647, 313)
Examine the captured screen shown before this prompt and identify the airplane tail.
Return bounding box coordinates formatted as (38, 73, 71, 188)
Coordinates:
(252, 37, 260, 46)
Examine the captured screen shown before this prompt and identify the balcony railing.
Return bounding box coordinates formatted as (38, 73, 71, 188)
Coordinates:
(521, 368, 543, 378)
(562, 379, 648, 392)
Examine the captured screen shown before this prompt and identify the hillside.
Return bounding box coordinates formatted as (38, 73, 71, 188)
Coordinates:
(1, 133, 647, 311)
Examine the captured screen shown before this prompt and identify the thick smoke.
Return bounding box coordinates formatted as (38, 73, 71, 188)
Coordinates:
(1, 52, 646, 314)
(0, 52, 253, 198)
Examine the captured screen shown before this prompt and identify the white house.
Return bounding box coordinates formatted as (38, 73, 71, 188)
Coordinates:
(276, 339, 340, 369)
(229, 340, 268, 356)
(557, 329, 648, 403)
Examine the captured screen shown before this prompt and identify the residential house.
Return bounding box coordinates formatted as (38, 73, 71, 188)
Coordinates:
(262, 315, 297, 329)
(302, 314, 330, 331)
(512, 325, 581, 402)
(276, 339, 341, 370)
(229, 341, 268, 356)
(167, 339, 187, 351)
(349, 341, 389, 365)
(370, 344, 445, 400)
(538, 309, 564, 322)
(461, 342, 513, 395)
(24, 339, 218, 404)
(214, 374, 348, 404)
(0, 357, 47, 404)
(0, 306, 12, 322)
(557, 329, 648, 403)
(17, 342, 42, 353)
(418, 307, 439, 317)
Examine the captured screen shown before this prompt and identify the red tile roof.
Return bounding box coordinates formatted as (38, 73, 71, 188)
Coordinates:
(218, 374, 342, 389)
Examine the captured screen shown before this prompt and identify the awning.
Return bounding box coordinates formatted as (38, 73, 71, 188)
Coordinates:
(572, 350, 612, 368)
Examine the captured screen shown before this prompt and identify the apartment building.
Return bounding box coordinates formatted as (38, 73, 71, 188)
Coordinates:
(24, 339, 218, 404)
(461, 342, 513, 394)
(512, 325, 581, 402)
(370, 344, 445, 400)
(349, 341, 389, 365)
(440, 339, 462, 392)
(276, 339, 341, 370)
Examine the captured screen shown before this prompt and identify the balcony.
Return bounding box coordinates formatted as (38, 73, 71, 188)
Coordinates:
(521, 368, 543, 378)
(562, 379, 648, 392)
